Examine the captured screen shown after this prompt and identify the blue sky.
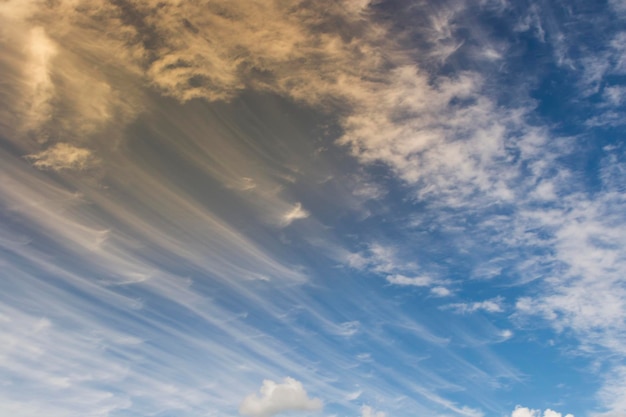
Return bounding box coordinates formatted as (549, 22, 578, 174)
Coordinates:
(1, 1, 625, 417)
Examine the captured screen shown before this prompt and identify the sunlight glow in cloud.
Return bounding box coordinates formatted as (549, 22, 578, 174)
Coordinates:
(281, 202, 310, 227)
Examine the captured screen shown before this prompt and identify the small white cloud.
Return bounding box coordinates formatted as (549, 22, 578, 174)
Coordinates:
(239, 377, 323, 417)
(281, 203, 309, 226)
(431, 286, 452, 297)
(386, 274, 433, 287)
(361, 405, 386, 417)
(26, 143, 97, 171)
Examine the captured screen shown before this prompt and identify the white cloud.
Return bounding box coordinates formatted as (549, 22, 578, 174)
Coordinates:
(603, 85, 626, 106)
(26, 143, 97, 171)
(511, 406, 573, 417)
(513, 183, 626, 358)
(239, 377, 323, 417)
(386, 274, 433, 287)
(346, 243, 417, 276)
(594, 365, 626, 417)
(447, 298, 504, 314)
(512, 407, 540, 417)
(361, 405, 386, 417)
(431, 286, 452, 297)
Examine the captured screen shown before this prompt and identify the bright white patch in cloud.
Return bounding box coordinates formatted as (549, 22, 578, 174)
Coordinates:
(281, 203, 309, 227)
(23, 26, 57, 135)
(26, 143, 96, 171)
(386, 274, 433, 287)
(500, 329, 514, 340)
(239, 377, 323, 417)
(361, 405, 386, 417)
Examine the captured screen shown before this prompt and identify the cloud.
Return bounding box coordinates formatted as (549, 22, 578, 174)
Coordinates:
(361, 405, 386, 417)
(281, 203, 309, 227)
(499, 329, 513, 341)
(1, 0, 531, 212)
(346, 243, 416, 275)
(239, 377, 323, 417)
(431, 286, 452, 297)
(594, 365, 626, 417)
(513, 188, 626, 355)
(336, 321, 360, 337)
(22, 26, 57, 135)
(511, 406, 573, 417)
(345, 390, 362, 401)
(386, 274, 433, 287)
(2, 1, 625, 417)
(447, 298, 504, 314)
(26, 143, 97, 171)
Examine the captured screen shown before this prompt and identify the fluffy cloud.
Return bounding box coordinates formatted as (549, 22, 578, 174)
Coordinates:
(361, 405, 386, 417)
(26, 143, 97, 171)
(239, 377, 323, 417)
(511, 406, 573, 417)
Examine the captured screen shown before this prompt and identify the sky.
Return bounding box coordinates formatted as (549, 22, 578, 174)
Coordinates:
(0, 1, 625, 417)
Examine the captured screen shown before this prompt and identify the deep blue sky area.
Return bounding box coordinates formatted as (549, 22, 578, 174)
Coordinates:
(1, 1, 626, 417)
